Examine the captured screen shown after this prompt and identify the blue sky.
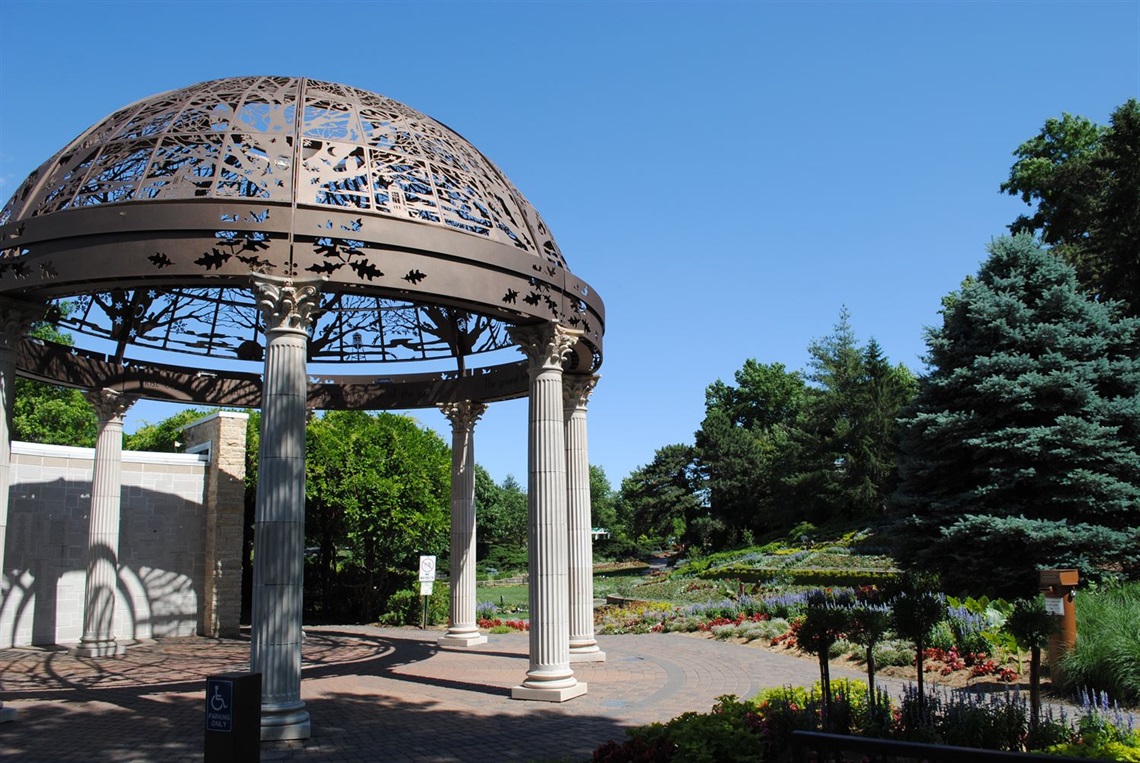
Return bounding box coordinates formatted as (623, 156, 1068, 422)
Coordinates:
(1, 1, 1138, 489)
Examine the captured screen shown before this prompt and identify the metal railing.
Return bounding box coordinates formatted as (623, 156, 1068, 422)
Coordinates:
(790, 731, 1092, 763)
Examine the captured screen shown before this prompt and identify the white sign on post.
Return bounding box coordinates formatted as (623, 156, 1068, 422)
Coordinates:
(1044, 596, 1066, 616)
(418, 555, 436, 582)
(420, 581, 434, 596)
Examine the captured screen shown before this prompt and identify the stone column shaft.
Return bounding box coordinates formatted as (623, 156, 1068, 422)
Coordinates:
(509, 324, 586, 702)
(566, 375, 604, 663)
(76, 389, 136, 658)
(0, 299, 40, 721)
(439, 401, 488, 648)
(250, 276, 320, 741)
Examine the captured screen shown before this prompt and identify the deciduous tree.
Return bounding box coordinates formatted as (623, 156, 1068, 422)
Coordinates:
(1002, 99, 1140, 314)
(124, 408, 211, 451)
(695, 361, 805, 538)
(588, 464, 619, 532)
(306, 410, 451, 618)
(12, 321, 96, 447)
(475, 469, 527, 554)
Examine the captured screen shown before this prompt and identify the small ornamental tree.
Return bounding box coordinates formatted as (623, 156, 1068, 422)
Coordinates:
(797, 589, 853, 729)
(847, 600, 892, 711)
(1006, 596, 1059, 730)
(893, 234, 1140, 598)
(891, 576, 944, 712)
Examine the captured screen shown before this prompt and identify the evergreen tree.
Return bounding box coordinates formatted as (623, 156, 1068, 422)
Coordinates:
(788, 310, 917, 521)
(893, 235, 1140, 598)
(694, 407, 766, 543)
(617, 444, 702, 547)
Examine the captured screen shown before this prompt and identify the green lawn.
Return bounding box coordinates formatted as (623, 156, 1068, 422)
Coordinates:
(477, 584, 529, 613)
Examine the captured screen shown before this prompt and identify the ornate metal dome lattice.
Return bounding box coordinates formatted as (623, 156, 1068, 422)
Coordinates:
(0, 77, 605, 408)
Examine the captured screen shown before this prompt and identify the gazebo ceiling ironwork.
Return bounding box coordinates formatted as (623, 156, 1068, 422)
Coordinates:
(0, 76, 604, 408)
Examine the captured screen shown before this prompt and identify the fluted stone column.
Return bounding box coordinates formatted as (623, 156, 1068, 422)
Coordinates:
(509, 323, 587, 702)
(0, 299, 40, 721)
(565, 374, 605, 663)
(0, 301, 40, 595)
(250, 275, 321, 741)
(438, 400, 488, 649)
(75, 388, 136, 658)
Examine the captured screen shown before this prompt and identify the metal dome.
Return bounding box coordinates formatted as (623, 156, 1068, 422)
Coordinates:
(0, 76, 605, 408)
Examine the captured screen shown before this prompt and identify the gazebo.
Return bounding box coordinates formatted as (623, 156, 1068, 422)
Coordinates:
(0, 76, 606, 738)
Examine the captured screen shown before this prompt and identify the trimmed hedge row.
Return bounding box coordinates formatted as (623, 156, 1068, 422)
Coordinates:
(698, 566, 902, 587)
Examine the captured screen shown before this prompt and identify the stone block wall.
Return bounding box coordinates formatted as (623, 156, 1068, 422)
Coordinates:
(0, 411, 247, 649)
(182, 411, 248, 638)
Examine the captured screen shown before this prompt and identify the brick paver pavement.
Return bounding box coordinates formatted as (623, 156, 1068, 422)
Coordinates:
(0, 625, 876, 762)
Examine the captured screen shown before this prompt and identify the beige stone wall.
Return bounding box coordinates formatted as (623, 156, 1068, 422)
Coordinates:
(1, 445, 208, 648)
(0, 411, 248, 649)
(182, 411, 248, 639)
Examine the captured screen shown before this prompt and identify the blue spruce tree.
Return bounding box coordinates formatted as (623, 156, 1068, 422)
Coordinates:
(892, 235, 1140, 598)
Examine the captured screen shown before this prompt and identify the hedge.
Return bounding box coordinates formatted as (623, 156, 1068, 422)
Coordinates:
(698, 566, 901, 587)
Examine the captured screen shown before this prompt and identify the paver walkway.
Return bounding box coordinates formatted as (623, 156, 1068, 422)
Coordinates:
(0, 625, 878, 762)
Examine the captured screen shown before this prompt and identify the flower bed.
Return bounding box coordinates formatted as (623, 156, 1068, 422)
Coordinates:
(592, 680, 1140, 762)
(477, 617, 528, 632)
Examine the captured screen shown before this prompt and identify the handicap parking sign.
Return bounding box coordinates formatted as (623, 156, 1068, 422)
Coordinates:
(205, 678, 233, 732)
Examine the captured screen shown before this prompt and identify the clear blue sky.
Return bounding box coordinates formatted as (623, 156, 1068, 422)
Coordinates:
(1, 1, 1138, 489)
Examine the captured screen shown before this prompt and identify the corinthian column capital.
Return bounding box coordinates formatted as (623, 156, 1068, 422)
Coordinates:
(508, 323, 582, 372)
(439, 400, 488, 433)
(563, 375, 599, 412)
(83, 388, 136, 424)
(251, 275, 323, 334)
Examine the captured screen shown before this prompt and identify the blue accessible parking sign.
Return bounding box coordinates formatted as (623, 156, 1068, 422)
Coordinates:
(205, 678, 234, 733)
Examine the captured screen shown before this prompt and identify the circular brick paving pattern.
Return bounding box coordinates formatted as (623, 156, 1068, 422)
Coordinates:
(0, 625, 873, 762)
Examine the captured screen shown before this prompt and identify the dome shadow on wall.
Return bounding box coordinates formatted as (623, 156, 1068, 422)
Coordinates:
(0, 76, 605, 409)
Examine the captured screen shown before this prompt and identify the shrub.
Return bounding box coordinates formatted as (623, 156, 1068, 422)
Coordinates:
(378, 584, 449, 626)
(872, 638, 915, 668)
(479, 545, 528, 577)
(927, 620, 956, 651)
(740, 619, 788, 642)
(596, 535, 650, 562)
(625, 695, 765, 763)
(787, 521, 817, 543)
(1056, 582, 1140, 704)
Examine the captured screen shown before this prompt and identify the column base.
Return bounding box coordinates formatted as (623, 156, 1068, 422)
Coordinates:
(438, 631, 488, 649)
(260, 702, 311, 741)
(0, 704, 15, 723)
(569, 647, 606, 663)
(73, 640, 126, 658)
(511, 681, 587, 702)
